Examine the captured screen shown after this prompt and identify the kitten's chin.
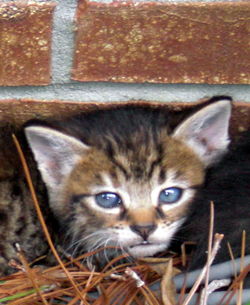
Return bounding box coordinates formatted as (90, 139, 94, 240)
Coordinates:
(127, 243, 167, 258)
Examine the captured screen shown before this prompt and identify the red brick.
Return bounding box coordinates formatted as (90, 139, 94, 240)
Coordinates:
(72, 1, 250, 84)
(0, 99, 249, 139)
(0, 2, 55, 86)
(0, 98, 249, 182)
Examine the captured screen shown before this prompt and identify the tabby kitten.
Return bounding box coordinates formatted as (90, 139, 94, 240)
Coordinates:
(24, 98, 234, 264)
(0, 97, 248, 275)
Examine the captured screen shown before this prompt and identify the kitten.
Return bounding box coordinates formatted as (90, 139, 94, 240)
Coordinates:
(0, 96, 248, 275)
(176, 129, 250, 269)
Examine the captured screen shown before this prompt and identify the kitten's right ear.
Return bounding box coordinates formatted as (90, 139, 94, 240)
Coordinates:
(173, 99, 232, 166)
(25, 126, 89, 191)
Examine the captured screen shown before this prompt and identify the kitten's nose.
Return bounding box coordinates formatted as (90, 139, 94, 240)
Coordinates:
(130, 224, 156, 240)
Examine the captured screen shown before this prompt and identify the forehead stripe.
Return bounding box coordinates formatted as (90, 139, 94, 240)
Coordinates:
(148, 156, 162, 179)
(112, 159, 130, 180)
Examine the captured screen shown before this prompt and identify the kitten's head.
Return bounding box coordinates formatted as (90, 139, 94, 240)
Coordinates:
(25, 98, 231, 260)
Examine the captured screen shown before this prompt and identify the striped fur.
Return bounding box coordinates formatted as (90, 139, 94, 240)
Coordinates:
(0, 98, 233, 274)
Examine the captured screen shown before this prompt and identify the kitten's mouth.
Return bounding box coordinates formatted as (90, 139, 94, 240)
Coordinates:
(130, 241, 151, 247)
(128, 242, 166, 258)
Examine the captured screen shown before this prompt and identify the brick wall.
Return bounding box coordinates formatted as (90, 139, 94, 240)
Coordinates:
(0, 0, 249, 105)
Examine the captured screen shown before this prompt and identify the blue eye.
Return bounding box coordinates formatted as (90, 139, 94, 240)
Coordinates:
(159, 187, 182, 204)
(95, 192, 122, 208)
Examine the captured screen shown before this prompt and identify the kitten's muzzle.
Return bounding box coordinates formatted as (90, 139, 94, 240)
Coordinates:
(130, 224, 156, 240)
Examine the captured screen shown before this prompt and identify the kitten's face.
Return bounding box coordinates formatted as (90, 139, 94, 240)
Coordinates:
(25, 99, 231, 260)
(58, 135, 204, 258)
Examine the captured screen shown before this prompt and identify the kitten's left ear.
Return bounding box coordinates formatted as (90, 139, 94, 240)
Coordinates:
(173, 99, 232, 166)
(25, 126, 89, 192)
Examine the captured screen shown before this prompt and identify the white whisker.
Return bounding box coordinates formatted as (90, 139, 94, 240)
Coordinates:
(104, 237, 115, 263)
(66, 231, 104, 252)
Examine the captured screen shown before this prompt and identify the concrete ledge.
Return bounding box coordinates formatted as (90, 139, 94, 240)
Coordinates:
(0, 83, 250, 103)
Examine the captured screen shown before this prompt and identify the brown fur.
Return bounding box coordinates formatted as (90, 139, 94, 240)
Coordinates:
(0, 157, 49, 274)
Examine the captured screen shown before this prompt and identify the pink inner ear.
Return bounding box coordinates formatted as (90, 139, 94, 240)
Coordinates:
(198, 135, 215, 154)
(46, 160, 63, 185)
(197, 118, 228, 152)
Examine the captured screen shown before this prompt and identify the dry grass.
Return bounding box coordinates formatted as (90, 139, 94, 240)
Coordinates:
(0, 250, 168, 305)
(0, 234, 248, 305)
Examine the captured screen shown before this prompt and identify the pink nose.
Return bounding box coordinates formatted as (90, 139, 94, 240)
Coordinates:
(130, 224, 156, 240)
